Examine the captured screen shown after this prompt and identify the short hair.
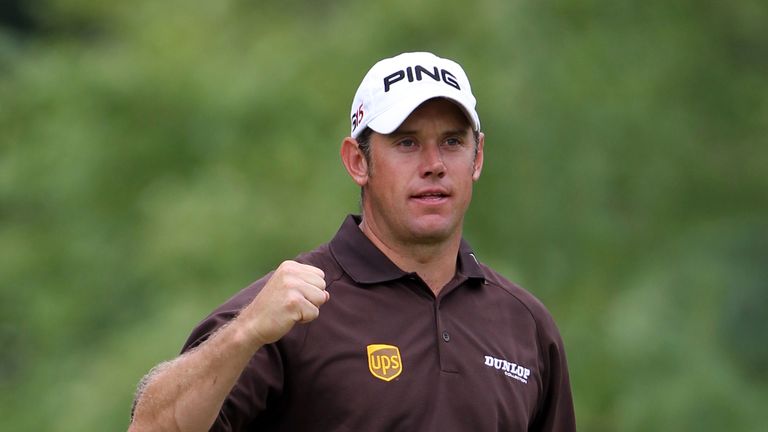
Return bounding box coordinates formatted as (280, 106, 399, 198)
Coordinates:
(356, 127, 374, 165)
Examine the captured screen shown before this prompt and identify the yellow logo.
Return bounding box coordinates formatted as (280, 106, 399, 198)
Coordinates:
(366, 344, 403, 382)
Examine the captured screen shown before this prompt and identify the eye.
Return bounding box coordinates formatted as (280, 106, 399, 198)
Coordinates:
(396, 138, 418, 151)
(442, 137, 463, 149)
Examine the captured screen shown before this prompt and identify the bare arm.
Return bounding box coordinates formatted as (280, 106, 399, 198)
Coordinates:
(129, 261, 329, 432)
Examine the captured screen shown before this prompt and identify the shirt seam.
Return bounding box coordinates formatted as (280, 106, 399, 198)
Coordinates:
(481, 279, 546, 402)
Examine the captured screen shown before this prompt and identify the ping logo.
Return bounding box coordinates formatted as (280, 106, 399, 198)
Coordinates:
(367, 344, 403, 382)
(351, 103, 364, 131)
(383, 65, 460, 92)
(484, 355, 531, 384)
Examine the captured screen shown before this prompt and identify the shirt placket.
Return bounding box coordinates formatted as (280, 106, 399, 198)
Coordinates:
(434, 276, 467, 373)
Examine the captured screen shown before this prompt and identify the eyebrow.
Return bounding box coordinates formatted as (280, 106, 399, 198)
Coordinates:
(442, 128, 471, 137)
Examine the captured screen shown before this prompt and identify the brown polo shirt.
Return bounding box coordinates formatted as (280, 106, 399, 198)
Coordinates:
(182, 214, 575, 431)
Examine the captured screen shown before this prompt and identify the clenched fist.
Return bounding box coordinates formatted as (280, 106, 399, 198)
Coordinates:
(238, 260, 329, 346)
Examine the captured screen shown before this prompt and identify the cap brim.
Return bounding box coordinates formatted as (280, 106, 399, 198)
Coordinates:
(366, 91, 479, 136)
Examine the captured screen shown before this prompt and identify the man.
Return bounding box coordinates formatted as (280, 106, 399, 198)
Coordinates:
(129, 52, 575, 431)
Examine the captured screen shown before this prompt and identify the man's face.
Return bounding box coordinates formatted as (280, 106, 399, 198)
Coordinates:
(361, 98, 484, 246)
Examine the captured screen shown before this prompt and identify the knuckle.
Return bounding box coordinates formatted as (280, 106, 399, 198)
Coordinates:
(281, 274, 296, 287)
(284, 291, 299, 304)
(284, 291, 305, 309)
(302, 306, 320, 322)
(277, 260, 297, 272)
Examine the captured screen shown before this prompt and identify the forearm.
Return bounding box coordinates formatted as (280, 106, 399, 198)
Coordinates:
(129, 322, 262, 432)
(129, 261, 328, 431)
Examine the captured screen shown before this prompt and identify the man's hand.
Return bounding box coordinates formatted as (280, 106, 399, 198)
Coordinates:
(240, 260, 330, 346)
(129, 260, 330, 432)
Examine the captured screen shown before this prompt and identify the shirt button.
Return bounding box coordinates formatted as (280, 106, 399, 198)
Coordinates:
(442, 331, 451, 342)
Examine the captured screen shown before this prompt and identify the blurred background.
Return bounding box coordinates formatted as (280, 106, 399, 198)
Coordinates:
(1, 0, 766, 430)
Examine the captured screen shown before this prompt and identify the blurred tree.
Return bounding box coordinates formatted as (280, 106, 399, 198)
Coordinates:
(0, 0, 39, 35)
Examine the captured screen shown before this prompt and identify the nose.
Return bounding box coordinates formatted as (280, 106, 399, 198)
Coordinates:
(420, 144, 446, 178)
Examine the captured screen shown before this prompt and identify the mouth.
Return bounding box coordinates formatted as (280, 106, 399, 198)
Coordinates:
(410, 190, 450, 203)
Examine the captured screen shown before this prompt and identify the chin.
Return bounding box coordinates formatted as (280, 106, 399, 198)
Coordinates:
(406, 218, 457, 243)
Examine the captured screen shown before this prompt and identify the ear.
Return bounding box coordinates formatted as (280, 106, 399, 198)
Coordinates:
(472, 132, 485, 181)
(340, 137, 369, 187)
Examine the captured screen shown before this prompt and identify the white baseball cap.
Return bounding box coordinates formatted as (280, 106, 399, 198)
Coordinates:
(349, 52, 480, 139)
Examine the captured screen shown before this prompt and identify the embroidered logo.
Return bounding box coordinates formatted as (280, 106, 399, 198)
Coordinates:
(484, 355, 531, 384)
(382, 65, 461, 92)
(351, 103, 364, 131)
(367, 344, 403, 382)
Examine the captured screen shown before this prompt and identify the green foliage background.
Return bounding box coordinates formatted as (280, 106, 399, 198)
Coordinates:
(1, 0, 766, 430)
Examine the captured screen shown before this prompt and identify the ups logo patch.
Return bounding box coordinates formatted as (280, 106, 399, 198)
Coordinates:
(366, 344, 403, 382)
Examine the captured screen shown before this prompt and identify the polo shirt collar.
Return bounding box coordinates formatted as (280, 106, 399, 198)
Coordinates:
(329, 214, 486, 284)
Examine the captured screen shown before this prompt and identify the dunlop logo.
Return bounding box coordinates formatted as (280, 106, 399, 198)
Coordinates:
(366, 344, 403, 382)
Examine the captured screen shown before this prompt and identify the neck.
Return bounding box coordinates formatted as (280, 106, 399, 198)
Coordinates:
(358, 217, 461, 295)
